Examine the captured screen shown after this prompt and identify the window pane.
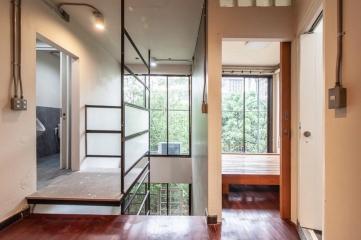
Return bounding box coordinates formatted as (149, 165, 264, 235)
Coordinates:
(150, 76, 167, 155)
(245, 77, 268, 153)
(124, 75, 146, 106)
(222, 77, 245, 153)
(168, 184, 189, 216)
(222, 76, 269, 154)
(150, 110, 166, 154)
(168, 110, 189, 155)
(168, 77, 189, 110)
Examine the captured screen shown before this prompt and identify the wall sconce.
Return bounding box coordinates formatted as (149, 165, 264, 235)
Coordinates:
(57, 2, 105, 31)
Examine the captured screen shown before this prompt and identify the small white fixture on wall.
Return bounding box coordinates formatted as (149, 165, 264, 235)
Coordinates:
(220, 0, 235, 7)
(237, 0, 254, 7)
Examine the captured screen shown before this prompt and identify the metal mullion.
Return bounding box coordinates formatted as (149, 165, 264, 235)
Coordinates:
(166, 183, 169, 215)
(189, 76, 192, 157)
(85, 105, 88, 156)
(124, 29, 150, 70)
(85, 105, 121, 109)
(125, 130, 149, 141)
(86, 130, 121, 134)
(147, 49, 151, 214)
(137, 191, 150, 215)
(120, 0, 125, 200)
(257, 78, 260, 153)
(166, 76, 169, 155)
(123, 170, 149, 212)
(243, 77, 246, 152)
(125, 102, 149, 112)
(124, 65, 149, 91)
(124, 152, 148, 176)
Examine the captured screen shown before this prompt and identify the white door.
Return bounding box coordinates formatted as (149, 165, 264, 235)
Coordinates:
(298, 32, 324, 231)
(60, 52, 71, 169)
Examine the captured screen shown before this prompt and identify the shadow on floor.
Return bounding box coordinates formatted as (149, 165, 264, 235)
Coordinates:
(221, 185, 300, 240)
(37, 154, 71, 190)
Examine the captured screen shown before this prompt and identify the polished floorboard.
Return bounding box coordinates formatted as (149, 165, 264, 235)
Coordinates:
(220, 185, 299, 240)
(0, 215, 210, 240)
(0, 186, 299, 240)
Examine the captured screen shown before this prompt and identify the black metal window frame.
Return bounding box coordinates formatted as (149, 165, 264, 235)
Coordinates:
(84, 105, 122, 158)
(146, 74, 192, 158)
(222, 74, 274, 153)
(120, 0, 151, 215)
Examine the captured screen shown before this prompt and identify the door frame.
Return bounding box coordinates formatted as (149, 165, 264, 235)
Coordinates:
(36, 33, 80, 172)
(280, 42, 292, 219)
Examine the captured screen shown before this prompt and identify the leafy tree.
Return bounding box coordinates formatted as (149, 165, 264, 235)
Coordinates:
(222, 77, 269, 153)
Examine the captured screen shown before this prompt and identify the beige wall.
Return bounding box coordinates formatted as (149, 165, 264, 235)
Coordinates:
(295, 0, 361, 238)
(0, 0, 121, 222)
(323, 0, 361, 239)
(207, 0, 294, 221)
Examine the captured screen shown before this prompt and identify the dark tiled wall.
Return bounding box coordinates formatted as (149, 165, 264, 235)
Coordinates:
(36, 107, 61, 158)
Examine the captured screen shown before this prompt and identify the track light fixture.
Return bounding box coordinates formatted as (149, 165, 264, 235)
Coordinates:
(57, 2, 105, 31)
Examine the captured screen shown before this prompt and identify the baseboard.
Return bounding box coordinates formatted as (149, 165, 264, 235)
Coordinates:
(297, 220, 322, 240)
(0, 208, 30, 231)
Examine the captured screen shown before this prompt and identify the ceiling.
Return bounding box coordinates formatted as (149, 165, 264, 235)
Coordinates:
(52, 0, 204, 64)
(222, 40, 280, 66)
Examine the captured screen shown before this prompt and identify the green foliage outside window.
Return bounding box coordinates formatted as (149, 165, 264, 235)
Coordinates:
(222, 77, 269, 153)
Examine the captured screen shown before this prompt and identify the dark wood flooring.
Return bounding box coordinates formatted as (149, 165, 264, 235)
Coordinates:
(0, 186, 299, 240)
(220, 185, 299, 240)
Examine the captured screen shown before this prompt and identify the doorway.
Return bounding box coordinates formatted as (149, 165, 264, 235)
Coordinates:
(35, 39, 72, 190)
(221, 40, 285, 219)
(298, 14, 324, 237)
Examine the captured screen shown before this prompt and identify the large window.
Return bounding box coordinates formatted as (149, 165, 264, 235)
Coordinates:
(150, 75, 191, 156)
(222, 76, 271, 153)
(150, 183, 190, 215)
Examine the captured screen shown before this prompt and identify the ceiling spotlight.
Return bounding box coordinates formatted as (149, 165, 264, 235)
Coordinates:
(57, 3, 105, 31)
(93, 11, 105, 30)
(150, 57, 158, 68)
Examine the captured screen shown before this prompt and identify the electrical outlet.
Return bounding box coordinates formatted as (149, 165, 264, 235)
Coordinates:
(328, 86, 347, 109)
(11, 97, 27, 111)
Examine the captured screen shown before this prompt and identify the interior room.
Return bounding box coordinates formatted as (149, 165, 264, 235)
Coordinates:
(221, 39, 287, 232)
(1, 0, 361, 239)
(36, 39, 69, 190)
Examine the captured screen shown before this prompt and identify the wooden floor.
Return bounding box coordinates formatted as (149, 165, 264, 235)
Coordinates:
(0, 215, 211, 240)
(221, 185, 299, 240)
(0, 187, 299, 240)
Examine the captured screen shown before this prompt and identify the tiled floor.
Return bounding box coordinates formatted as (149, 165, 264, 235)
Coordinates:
(37, 154, 71, 190)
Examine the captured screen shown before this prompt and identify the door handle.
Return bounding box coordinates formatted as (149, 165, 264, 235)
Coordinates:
(303, 131, 311, 137)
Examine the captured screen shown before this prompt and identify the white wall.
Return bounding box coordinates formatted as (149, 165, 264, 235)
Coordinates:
(36, 51, 60, 108)
(207, 1, 294, 221)
(192, 6, 208, 216)
(0, 0, 121, 222)
(150, 157, 192, 184)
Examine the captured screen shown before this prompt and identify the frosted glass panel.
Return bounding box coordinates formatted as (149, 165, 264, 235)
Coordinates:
(125, 106, 149, 137)
(125, 133, 149, 172)
(87, 108, 121, 131)
(87, 133, 121, 156)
